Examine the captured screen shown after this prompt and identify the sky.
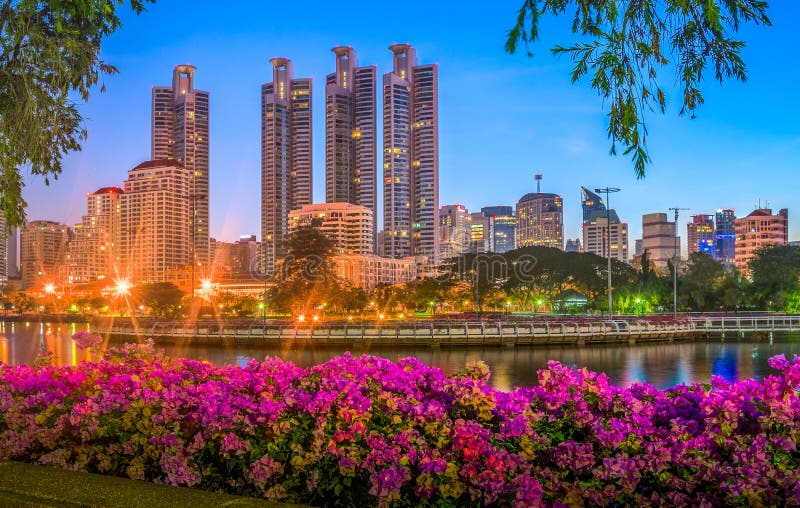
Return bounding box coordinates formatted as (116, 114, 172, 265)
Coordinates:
(22, 1, 800, 250)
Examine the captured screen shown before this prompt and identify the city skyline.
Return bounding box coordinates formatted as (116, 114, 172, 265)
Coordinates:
(17, 1, 800, 247)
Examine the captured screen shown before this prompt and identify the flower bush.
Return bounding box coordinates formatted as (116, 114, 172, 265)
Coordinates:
(0, 342, 798, 507)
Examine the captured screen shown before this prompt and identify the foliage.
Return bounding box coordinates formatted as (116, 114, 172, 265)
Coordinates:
(505, 0, 771, 177)
(1, 348, 799, 506)
(272, 227, 339, 315)
(748, 244, 800, 311)
(134, 282, 184, 317)
(0, 0, 153, 227)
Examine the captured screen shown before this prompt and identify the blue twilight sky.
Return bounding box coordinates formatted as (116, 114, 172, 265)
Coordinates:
(23, 1, 800, 249)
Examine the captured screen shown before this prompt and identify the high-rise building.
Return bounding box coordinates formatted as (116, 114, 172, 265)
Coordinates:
(516, 177, 563, 249)
(0, 214, 6, 286)
(581, 187, 606, 222)
(288, 203, 373, 255)
(261, 58, 313, 276)
(582, 210, 628, 262)
(20, 220, 69, 290)
(7, 226, 19, 279)
(325, 47, 377, 249)
(687, 214, 715, 256)
(642, 213, 678, 268)
(152, 65, 210, 269)
(468, 212, 491, 254)
(438, 204, 470, 260)
(481, 206, 516, 254)
(120, 160, 191, 283)
(735, 208, 788, 274)
(67, 186, 123, 284)
(714, 209, 736, 268)
(382, 44, 439, 263)
(211, 235, 259, 276)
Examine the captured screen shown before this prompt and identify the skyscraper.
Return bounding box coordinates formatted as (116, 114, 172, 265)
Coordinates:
(152, 65, 210, 269)
(67, 186, 123, 283)
(581, 187, 606, 222)
(120, 160, 191, 283)
(481, 206, 516, 254)
(382, 44, 439, 263)
(642, 213, 678, 268)
(735, 207, 788, 274)
(582, 210, 629, 262)
(714, 209, 736, 268)
(20, 220, 69, 290)
(261, 58, 313, 276)
(468, 212, 491, 254)
(0, 214, 6, 286)
(438, 204, 470, 260)
(687, 214, 715, 256)
(325, 47, 377, 248)
(516, 177, 563, 249)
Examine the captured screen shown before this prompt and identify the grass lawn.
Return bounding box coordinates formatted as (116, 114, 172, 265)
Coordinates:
(0, 461, 305, 507)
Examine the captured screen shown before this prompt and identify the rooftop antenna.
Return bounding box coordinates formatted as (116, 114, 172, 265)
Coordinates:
(535, 173, 542, 193)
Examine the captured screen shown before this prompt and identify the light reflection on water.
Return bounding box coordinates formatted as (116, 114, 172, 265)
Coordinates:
(1, 321, 798, 390)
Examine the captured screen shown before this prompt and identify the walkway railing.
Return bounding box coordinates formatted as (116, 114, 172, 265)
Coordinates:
(690, 315, 800, 334)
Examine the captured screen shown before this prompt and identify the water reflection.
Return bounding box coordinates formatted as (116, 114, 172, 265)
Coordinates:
(1, 321, 798, 390)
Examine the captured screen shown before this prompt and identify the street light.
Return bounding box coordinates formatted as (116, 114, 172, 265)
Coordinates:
(595, 187, 620, 317)
(43, 283, 56, 295)
(113, 278, 131, 298)
(669, 207, 689, 316)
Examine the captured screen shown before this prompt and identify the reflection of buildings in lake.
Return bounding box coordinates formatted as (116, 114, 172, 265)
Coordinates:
(712, 346, 738, 383)
(0, 337, 8, 364)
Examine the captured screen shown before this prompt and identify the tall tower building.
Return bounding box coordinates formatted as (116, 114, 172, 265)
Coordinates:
(516, 176, 563, 249)
(20, 220, 69, 290)
(261, 58, 313, 276)
(120, 160, 191, 283)
(714, 209, 736, 268)
(383, 44, 439, 262)
(687, 214, 715, 256)
(325, 47, 377, 245)
(152, 65, 210, 269)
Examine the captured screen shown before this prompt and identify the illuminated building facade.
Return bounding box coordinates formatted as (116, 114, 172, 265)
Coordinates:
(687, 214, 715, 256)
(438, 204, 470, 260)
(326, 47, 377, 249)
(120, 160, 191, 283)
(67, 186, 123, 284)
(382, 44, 439, 262)
(20, 220, 69, 290)
(516, 181, 563, 250)
(735, 207, 788, 274)
(261, 58, 313, 276)
(715, 209, 736, 268)
(288, 202, 374, 255)
(152, 65, 210, 268)
(481, 206, 516, 254)
(582, 211, 629, 262)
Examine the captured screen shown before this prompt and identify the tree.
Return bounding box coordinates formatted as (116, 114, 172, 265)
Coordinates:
(0, 0, 153, 227)
(506, 1, 771, 177)
(135, 282, 184, 317)
(749, 245, 800, 311)
(272, 227, 339, 316)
